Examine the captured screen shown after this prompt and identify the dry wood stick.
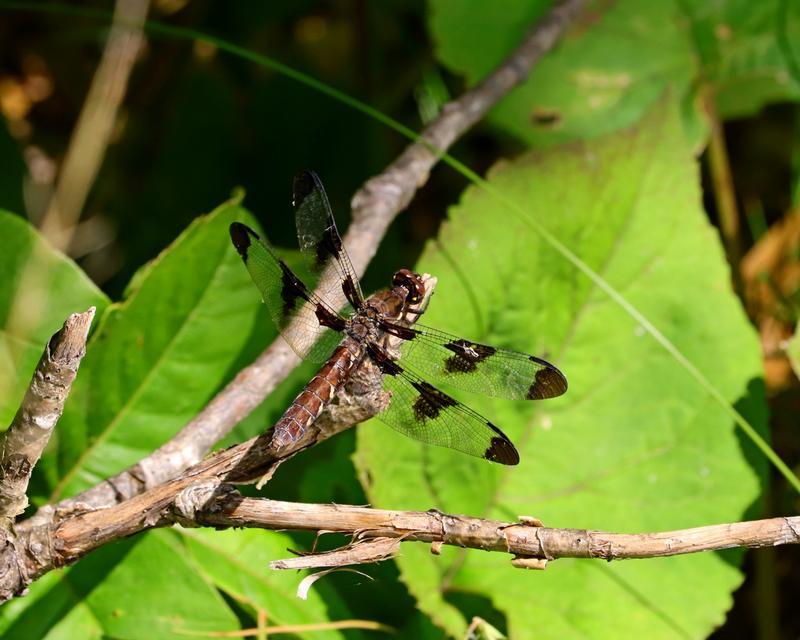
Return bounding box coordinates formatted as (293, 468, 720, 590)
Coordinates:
(39, 490, 800, 575)
(0, 308, 95, 527)
(193, 498, 800, 570)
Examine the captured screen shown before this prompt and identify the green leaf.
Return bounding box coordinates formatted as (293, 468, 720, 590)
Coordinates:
(428, 0, 800, 147)
(684, 0, 800, 118)
(355, 99, 766, 637)
(0, 570, 102, 640)
(181, 528, 346, 640)
(0, 210, 109, 428)
(82, 532, 238, 639)
(0, 532, 238, 639)
(49, 198, 266, 499)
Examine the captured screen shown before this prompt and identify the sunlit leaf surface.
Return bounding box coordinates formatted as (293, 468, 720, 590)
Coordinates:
(0, 532, 238, 640)
(429, 0, 800, 146)
(0, 211, 109, 428)
(50, 198, 267, 499)
(182, 528, 345, 639)
(356, 99, 766, 638)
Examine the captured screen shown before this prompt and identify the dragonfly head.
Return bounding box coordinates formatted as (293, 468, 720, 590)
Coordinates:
(392, 268, 425, 306)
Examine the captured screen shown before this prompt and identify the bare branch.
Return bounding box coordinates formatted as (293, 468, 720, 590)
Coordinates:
(37, 486, 798, 577)
(188, 497, 800, 570)
(0, 308, 95, 527)
(23, 0, 585, 527)
(272, 538, 402, 571)
(11, 479, 800, 600)
(13, 388, 376, 587)
(4, 277, 435, 596)
(21, 339, 301, 529)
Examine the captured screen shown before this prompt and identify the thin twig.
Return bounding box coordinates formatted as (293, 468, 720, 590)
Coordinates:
(28, 488, 800, 579)
(41, 0, 149, 250)
(703, 84, 742, 286)
(22, 0, 586, 529)
(0, 308, 95, 527)
(186, 498, 800, 570)
(179, 619, 395, 638)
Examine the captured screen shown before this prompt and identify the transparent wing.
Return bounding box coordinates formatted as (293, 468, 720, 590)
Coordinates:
(368, 345, 519, 465)
(388, 322, 567, 401)
(293, 170, 364, 310)
(230, 222, 346, 362)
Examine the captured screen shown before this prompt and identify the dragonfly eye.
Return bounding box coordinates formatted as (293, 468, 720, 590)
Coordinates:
(393, 268, 425, 304)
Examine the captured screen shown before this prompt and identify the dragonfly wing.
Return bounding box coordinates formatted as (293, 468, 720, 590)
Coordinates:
(367, 344, 519, 465)
(230, 222, 346, 362)
(389, 322, 567, 401)
(293, 170, 364, 310)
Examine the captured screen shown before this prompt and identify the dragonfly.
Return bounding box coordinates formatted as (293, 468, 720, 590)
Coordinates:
(229, 171, 567, 465)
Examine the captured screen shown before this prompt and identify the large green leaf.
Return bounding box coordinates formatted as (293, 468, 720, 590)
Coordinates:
(355, 100, 766, 637)
(0, 532, 238, 639)
(0, 569, 103, 640)
(0, 211, 109, 428)
(49, 198, 267, 499)
(181, 528, 345, 640)
(684, 0, 800, 118)
(428, 0, 800, 147)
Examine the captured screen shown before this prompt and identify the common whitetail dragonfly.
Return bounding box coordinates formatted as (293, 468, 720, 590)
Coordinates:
(229, 171, 567, 465)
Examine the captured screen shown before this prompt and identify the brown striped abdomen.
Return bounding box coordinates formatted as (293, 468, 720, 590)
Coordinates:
(271, 339, 364, 449)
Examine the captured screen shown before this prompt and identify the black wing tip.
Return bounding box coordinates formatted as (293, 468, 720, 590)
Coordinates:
(527, 359, 568, 400)
(484, 429, 520, 465)
(229, 222, 259, 258)
(292, 170, 322, 205)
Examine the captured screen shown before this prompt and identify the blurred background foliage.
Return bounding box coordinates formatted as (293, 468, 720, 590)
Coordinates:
(0, 0, 799, 638)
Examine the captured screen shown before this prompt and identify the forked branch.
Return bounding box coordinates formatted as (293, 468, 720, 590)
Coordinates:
(23, 0, 586, 528)
(6, 276, 435, 595)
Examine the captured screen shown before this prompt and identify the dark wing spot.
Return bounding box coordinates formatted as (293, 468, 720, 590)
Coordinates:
(342, 275, 361, 307)
(292, 171, 316, 207)
(278, 260, 312, 319)
(315, 224, 343, 271)
(367, 343, 402, 376)
(380, 321, 418, 341)
(376, 355, 402, 376)
(484, 436, 520, 465)
(229, 222, 257, 259)
(315, 305, 346, 331)
(443, 339, 497, 374)
(526, 362, 568, 399)
(410, 380, 457, 422)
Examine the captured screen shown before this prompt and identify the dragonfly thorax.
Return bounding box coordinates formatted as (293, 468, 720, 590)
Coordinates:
(347, 313, 380, 344)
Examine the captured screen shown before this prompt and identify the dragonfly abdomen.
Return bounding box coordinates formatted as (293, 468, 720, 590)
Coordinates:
(271, 339, 364, 448)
